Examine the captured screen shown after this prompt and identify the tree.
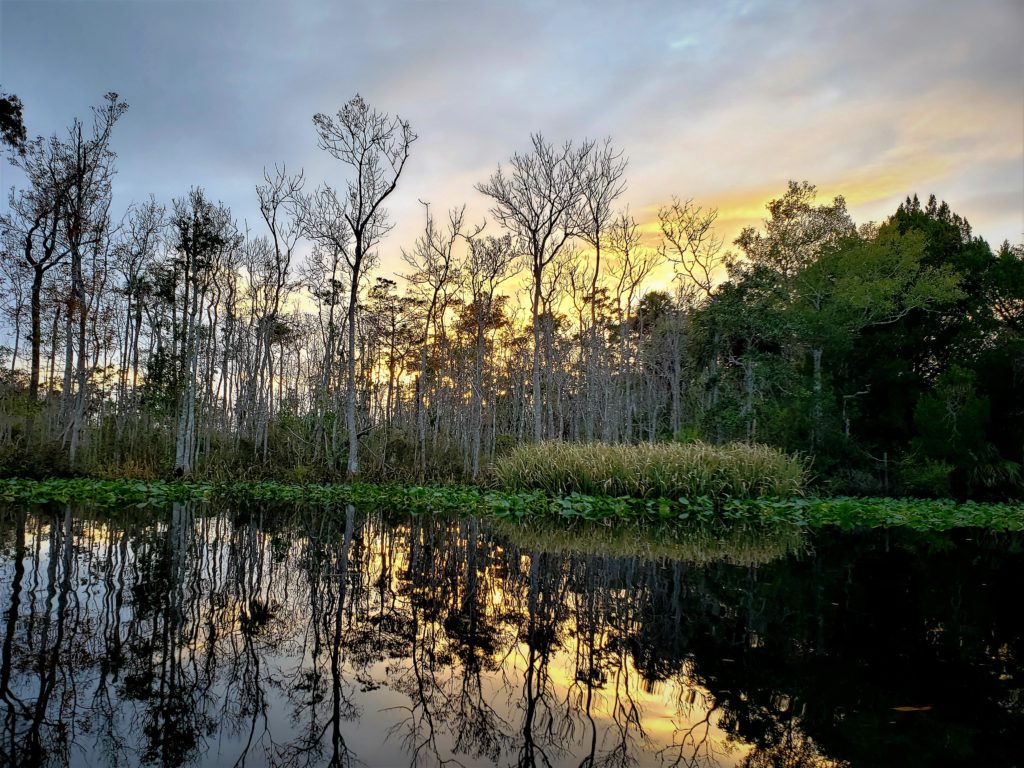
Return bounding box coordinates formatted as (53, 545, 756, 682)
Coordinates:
(572, 139, 627, 439)
(0, 87, 26, 152)
(575, 138, 627, 329)
(312, 95, 416, 477)
(476, 133, 594, 441)
(60, 93, 129, 464)
(658, 197, 724, 306)
(1, 93, 127, 422)
(113, 196, 165, 445)
(790, 227, 963, 448)
(246, 166, 305, 456)
(847, 196, 1022, 495)
(301, 237, 349, 462)
(461, 234, 517, 477)
(402, 203, 481, 474)
(735, 181, 855, 282)
(3, 138, 71, 401)
(728, 182, 855, 449)
(169, 189, 238, 476)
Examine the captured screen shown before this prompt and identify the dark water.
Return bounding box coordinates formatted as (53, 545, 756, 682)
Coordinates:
(0, 504, 1021, 768)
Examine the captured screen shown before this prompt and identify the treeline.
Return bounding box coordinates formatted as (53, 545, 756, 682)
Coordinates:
(0, 91, 1021, 498)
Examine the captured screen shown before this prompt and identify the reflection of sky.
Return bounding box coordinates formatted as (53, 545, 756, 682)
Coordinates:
(1, 0, 1022, 274)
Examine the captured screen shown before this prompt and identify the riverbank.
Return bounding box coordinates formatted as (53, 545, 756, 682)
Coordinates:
(0, 477, 1021, 532)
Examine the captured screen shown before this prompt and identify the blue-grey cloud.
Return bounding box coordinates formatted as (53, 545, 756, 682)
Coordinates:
(2, 0, 1021, 262)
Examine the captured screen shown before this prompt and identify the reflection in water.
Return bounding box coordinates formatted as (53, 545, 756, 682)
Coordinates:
(0, 504, 1020, 768)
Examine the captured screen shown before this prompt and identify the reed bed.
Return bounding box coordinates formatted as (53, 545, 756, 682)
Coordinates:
(491, 441, 807, 499)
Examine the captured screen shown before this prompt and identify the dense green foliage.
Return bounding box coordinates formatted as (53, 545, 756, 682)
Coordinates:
(493, 440, 806, 498)
(693, 189, 1023, 500)
(2, 477, 1020, 532)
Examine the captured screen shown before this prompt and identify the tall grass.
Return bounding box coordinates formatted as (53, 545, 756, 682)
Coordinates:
(491, 441, 807, 499)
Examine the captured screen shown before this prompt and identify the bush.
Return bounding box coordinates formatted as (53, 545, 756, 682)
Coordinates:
(0, 439, 72, 479)
(491, 441, 806, 499)
(898, 457, 954, 498)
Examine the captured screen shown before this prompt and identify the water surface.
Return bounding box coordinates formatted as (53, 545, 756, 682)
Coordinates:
(0, 504, 1020, 767)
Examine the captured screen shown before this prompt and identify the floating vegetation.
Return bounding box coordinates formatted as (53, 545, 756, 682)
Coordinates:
(0, 478, 1020, 532)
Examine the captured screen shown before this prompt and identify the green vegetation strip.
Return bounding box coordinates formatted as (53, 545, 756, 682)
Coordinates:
(0, 478, 1021, 532)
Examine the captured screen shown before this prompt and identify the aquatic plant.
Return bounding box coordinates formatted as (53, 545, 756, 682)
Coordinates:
(0, 477, 1020, 532)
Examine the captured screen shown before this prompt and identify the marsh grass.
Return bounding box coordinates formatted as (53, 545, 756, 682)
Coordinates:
(492, 441, 807, 499)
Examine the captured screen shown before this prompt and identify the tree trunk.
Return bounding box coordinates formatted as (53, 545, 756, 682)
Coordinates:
(812, 346, 823, 449)
(28, 266, 44, 401)
(531, 266, 542, 443)
(346, 277, 359, 477)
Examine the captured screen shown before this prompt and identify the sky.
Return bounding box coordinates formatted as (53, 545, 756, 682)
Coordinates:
(1, 0, 1022, 279)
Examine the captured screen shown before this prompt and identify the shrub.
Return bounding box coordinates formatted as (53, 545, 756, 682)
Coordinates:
(0, 439, 72, 479)
(898, 457, 954, 498)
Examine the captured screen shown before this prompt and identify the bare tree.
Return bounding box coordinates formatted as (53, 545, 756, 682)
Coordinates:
(300, 236, 350, 462)
(114, 197, 165, 431)
(49, 94, 129, 463)
(476, 133, 593, 441)
(2, 143, 70, 400)
(658, 198, 728, 438)
(462, 234, 517, 477)
(575, 138, 627, 329)
(312, 95, 416, 476)
(402, 202, 481, 474)
(658, 197, 725, 306)
(250, 166, 305, 456)
(607, 210, 666, 440)
(0, 245, 30, 374)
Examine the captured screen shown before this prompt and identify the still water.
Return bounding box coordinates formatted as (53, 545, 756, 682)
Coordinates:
(0, 504, 1020, 768)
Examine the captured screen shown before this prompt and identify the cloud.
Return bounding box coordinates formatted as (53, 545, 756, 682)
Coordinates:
(1, 0, 1020, 276)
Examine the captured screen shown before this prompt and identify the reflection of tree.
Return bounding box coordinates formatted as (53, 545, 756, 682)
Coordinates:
(278, 504, 358, 768)
(24, 505, 75, 767)
(383, 515, 514, 767)
(648, 531, 1024, 768)
(0, 507, 1021, 768)
(447, 518, 512, 762)
(0, 507, 28, 766)
(516, 551, 575, 768)
(132, 502, 218, 766)
(566, 555, 650, 768)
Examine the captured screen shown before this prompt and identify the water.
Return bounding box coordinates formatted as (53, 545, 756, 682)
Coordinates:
(0, 503, 1020, 768)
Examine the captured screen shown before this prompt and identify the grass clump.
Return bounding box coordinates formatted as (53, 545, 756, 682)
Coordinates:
(491, 441, 807, 499)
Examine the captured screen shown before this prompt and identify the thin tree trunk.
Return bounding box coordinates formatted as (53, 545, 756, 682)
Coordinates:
(346, 277, 359, 477)
(531, 267, 542, 443)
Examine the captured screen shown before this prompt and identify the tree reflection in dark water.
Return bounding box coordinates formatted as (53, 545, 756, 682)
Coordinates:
(0, 504, 1020, 768)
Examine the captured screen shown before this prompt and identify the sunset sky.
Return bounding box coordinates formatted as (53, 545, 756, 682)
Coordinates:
(2, 0, 1022, 275)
